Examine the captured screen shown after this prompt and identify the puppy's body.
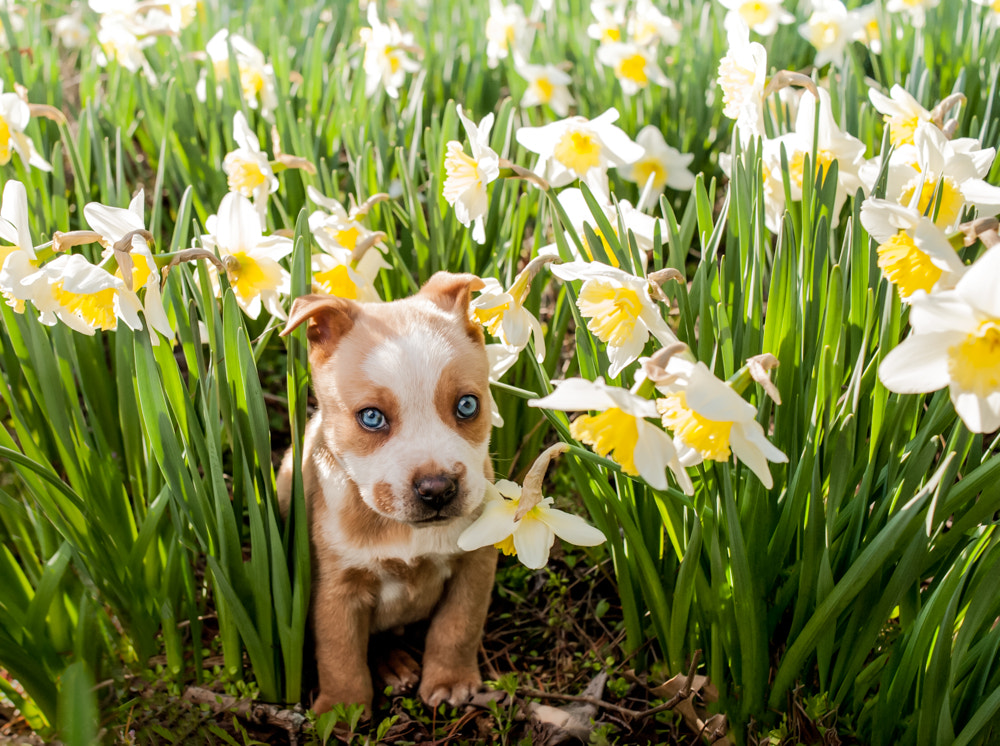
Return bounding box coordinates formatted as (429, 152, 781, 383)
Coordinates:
(278, 274, 497, 715)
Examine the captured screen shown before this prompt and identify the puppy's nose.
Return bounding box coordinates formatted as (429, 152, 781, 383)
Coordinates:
(413, 474, 458, 510)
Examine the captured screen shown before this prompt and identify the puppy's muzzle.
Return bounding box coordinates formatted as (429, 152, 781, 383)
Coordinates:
(413, 474, 459, 511)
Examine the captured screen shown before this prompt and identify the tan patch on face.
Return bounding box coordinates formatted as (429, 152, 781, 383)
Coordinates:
(335, 477, 411, 549)
(434, 355, 491, 447)
(372, 481, 396, 515)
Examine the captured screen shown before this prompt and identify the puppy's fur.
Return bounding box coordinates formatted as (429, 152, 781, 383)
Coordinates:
(277, 272, 497, 715)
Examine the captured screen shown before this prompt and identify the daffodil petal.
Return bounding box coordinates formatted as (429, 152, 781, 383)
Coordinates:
(457, 497, 517, 551)
(538, 507, 606, 546)
(512, 517, 555, 569)
(879, 331, 960, 393)
(951, 389, 1000, 434)
(956, 244, 1000, 317)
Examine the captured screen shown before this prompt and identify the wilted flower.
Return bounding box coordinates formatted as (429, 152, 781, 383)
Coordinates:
(647, 354, 788, 489)
(516, 108, 643, 195)
(532, 377, 692, 492)
(720, 0, 793, 37)
(879, 244, 1000, 433)
(201, 192, 292, 320)
(595, 41, 668, 97)
(621, 126, 696, 210)
(551, 260, 678, 377)
(515, 61, 575, 117)
(443, 105, 501, 244)
(860, 199, 965, 300)
(358, 3, 420, 99)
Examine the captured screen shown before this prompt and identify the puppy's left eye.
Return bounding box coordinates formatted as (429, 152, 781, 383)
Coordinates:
(455, 394, 480, 420)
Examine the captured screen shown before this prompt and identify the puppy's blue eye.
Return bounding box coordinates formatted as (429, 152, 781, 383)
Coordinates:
(455, 395, 479, 420)
(358, 408, 387, 431)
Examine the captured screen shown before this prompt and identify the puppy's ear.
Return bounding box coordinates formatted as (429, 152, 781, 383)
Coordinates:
(281, 294, 359, 354)
(419, 272, 485, 340)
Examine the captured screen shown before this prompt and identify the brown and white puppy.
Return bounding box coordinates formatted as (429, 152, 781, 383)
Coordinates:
(276, 272, 497, 716)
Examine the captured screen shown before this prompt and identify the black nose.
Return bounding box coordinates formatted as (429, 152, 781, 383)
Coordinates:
(413, 474, 458, 510)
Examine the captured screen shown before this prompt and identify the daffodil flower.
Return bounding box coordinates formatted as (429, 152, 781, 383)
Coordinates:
(94, 16, 157, 80)
(720, 0, 793, 37)
(55, 12, 89, 48)
(972, 0, 1000, 27)
(798, 0, 857, 68)
(595, 42, 668, 97)
(716, 19, 767, 143)
(848, 4, 881, 53)
(470, 256, 552, 362)
(223, 112, 278, 227)
(551, 260, 678, 377)
(515, 108, 643, 196)
(885, 0, 938, 28)
(485, 0, 527, 69)
(358, 3, 420, 100)
(201, 192, 292, 320)
(0, 82, 52, 172)
(646, 354, 788, 489)
(860, 199, 965, 300)
(868, 85, 934, 148)
(621, 126, 696, 211)
(515, 60, 575, 117)
(443, 105, 501, 245)
(530, 377, 693, 493)
(0, 180, 41, 314)
(457, 480, 606, 570)
(627, 0, 680, 47)
(586, 0, 626, 46)
(78, 190, 174, 342)
(879, 244, 1000, 433)
(198, 30, 277, 120)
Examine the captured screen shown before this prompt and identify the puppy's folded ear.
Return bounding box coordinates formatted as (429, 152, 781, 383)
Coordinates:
(419, 272, 486, 340)
(281, 294, 359, 355)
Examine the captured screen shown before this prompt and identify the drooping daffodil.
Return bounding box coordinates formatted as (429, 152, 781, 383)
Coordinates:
(458, 443, 606, 569)
(469, 255, 552, 361)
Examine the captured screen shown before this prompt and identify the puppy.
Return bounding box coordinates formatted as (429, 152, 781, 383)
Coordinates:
(277, 272, 497, 716)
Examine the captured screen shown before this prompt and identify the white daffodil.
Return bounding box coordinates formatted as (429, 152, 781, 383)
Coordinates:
(621, 126, 696, 211)
(95, 15, 156, 80)
(595, 41, 669, 97)
(885, 0, 938, 28)
(720, 0, 793, 37)
(310, 253, 379, 302)
(848, 4, 881, 53)
(650, 355, 787, 489)
(769, 88, 868, 223)
(798, 0, 857, 69)
(470, 258, 549, 360)
(358, 3, 420, 100)
(0, 180, 41, 314)
(538, 187, 667, 267)
(868, 85, 934, 148)
(457, 480, 605, 569)
(201, 192, 292, 320)
(891, 123, 1000, 230)
(627, 0, 680, 47)
(586, 0, 627, 46)
(879, 244, 1000, 433)
(83, 190, 174, 342)
(530, 377, 693, 493)
(223, 111, 278, 227)
(55, 13, 89, 49)
(551, 260, 678, 377)
(443, 105, 501, 245)
(23, 253, 144, 335)
(199, 30, 277, 120)
(860, 198, 965, 300)
(485, 0, 527, 69)
(516, 108, 643, 196)
(0, 82, 52, 172)
(716, 18, 768, 143)
(515, 61, 575, 117)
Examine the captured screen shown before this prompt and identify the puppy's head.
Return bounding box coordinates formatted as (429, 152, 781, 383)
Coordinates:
(283, 272, 492, 524)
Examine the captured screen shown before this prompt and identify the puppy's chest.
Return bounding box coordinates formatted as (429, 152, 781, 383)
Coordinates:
(371, 554, 454, 631)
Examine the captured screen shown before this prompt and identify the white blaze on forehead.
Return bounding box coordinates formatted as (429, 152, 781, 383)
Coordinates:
(362, 324, 453, 398)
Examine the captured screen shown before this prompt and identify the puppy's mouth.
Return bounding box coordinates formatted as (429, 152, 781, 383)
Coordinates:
(413, 513, 455, 525)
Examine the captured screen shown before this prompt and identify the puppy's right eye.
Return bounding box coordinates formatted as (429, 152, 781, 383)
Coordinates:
(357, 408, 387, 431)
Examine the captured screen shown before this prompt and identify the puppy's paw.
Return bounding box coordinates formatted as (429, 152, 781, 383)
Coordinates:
(377, 649, 421, 694)
(418, 668, 482, 708)
(312, 686, 373, 719)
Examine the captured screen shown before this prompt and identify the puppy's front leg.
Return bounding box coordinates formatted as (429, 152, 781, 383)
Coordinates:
(419, 546, 497, 707)
(312, 563, 375, 716)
